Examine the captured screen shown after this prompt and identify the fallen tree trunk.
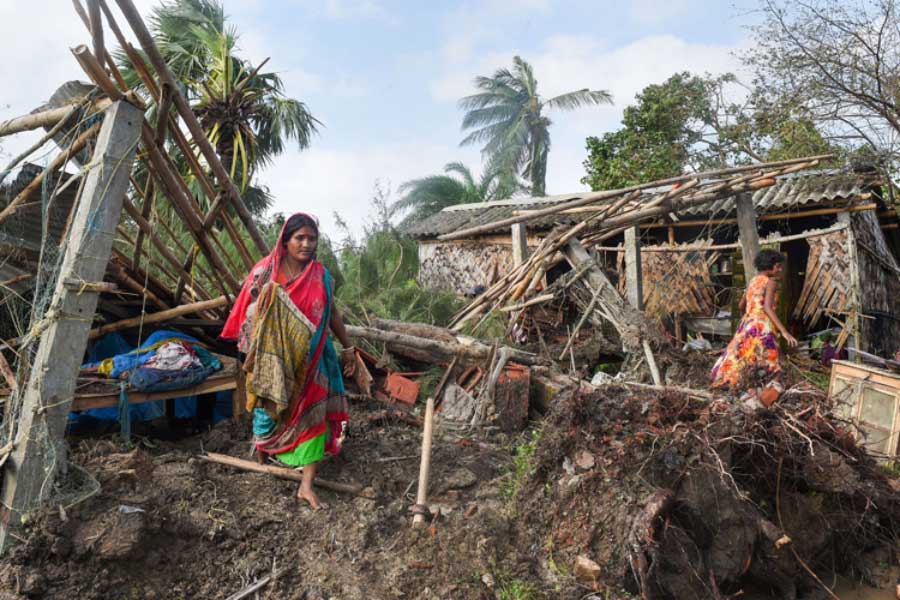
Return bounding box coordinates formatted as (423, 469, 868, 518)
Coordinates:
(372, 318, 457, 343)
(346, 324, 548, 367)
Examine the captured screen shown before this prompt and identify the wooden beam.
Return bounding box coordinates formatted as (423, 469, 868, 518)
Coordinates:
(439, 154, 832, 240)
(0, 101, 142, 552)
(838, 212, 863, 355)
(641, 201, 878, 229)
(624, 225, 643, 310)
(113, 0, 270, 256)
(71, 373, 236, 411)
(592, 223, 849, 253)
(88, 295, 229, 339)
(736, 193, 761, 279)
(511, 223, 528, 266)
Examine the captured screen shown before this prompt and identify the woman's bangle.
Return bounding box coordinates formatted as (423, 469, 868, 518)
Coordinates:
(342, 345, 355, 354)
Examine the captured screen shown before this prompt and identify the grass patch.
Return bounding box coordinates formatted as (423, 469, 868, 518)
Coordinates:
(501, 428, 541, 503)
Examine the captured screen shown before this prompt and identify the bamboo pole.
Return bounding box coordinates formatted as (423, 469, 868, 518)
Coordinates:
(112, 0, 270, 256)
(438, 155, 833, 240)
(88, 295, 228, 339)
(105, 260, 171, 311)
(412, 395, 435, 527)
(639, 201, 878, 229)
(71, 44, 121, 100)
(0, 104, 80, 186)
(0, 122, 101, 226)
(138, 122, 240, 294)
(86, 0, 256, 272)
(199, 452, 369, 497)
(87, 0, 104, 63)
(0, 105, 85, 138)
(592, 223, 850, 253)
(131, 174, 155, 269)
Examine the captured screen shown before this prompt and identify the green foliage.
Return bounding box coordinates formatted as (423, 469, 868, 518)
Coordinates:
(500, 428, 540, 502)
(335, 184, 462, 326)
(461, 56, 612, 196)
(337, 231, 459, 325)
(394, 162, 509, 226)
(581, 72, 711, 190)
(743, 0, 900, 166)
(119, 0, 319, 214)
(495, 574, 546, 600)
(581, 71, 838, 191)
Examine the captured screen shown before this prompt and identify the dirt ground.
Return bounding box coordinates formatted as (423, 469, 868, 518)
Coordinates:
(0, 401, 534, 600)
(2, 369, 899, 599)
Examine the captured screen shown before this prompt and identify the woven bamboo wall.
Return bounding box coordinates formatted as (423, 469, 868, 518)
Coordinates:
(616, 245, 717, 319)
(417, 241, 515, 294)
(793, 229, 851, 325)
(853, 211, 900, 357)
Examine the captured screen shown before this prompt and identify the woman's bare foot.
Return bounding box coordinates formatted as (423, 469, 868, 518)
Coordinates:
(296, 486, 329, 511)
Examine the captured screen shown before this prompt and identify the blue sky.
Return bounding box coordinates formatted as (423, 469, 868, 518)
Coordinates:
(0, 0, 756, 240)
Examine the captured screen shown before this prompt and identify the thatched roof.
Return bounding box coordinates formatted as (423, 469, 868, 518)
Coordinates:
(403, 169, 888, 240)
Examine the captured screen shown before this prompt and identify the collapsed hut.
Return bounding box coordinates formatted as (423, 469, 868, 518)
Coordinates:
(404, 167, 900, 360)
(0, 0, 273, 550)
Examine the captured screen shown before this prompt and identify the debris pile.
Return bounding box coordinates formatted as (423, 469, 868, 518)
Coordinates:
(515, 382, 900, 598)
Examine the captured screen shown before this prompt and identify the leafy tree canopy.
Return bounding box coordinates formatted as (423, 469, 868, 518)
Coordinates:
(582, 72, 836, 191)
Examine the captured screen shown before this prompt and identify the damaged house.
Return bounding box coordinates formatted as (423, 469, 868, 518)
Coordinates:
(404, 168, 900, 360)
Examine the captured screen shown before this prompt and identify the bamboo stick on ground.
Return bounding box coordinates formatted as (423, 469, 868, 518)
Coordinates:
(199, 452, 369, 497)
(412, 394, 436, 527)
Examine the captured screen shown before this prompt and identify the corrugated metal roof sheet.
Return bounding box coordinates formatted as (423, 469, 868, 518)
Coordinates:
(0, 163, 79, 252)
(402, 169, 885, 239)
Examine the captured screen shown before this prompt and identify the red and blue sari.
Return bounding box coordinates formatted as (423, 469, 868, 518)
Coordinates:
(221, 214, 348, 465)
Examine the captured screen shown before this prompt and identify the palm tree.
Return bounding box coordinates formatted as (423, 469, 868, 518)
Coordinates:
(459, 56, 612, 196)
(120, 0, 320, 213)
(394, 162, 503, 226)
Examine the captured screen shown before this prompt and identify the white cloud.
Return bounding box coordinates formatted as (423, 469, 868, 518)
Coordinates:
(258, 141, 482, 241)
(429, 32, 749, 195)
(0, 0, 156, 162)
(285, 0, 398, 23)
(627, 0, 694, 25)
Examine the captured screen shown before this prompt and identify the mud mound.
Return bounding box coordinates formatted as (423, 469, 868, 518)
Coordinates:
(515, 384, 900, 599)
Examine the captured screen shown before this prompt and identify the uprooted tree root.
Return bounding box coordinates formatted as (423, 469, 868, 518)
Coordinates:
(515, 384, 900, 599)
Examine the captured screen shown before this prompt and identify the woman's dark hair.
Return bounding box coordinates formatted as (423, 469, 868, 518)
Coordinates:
(281, 213, 319, 246)
(753, 249, 784, 272)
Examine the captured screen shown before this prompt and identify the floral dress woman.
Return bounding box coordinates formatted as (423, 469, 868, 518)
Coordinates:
(711, 249, 798, 390)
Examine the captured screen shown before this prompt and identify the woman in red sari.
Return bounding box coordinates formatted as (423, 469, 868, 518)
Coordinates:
(222, 213, 354, 510)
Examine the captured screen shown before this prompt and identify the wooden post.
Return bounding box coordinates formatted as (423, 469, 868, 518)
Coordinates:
(624, 225, 643, 310)
(0, 101, 142, 552)
(838, 212, 863, 357)
(412, 395, 435, 527)
(736, 192, 760, 279)
(511, 223, 528, 266)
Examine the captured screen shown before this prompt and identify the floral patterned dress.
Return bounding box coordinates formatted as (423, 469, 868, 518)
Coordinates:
(711, 274, 782, 389)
